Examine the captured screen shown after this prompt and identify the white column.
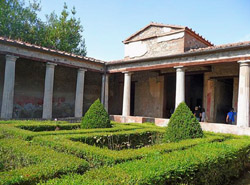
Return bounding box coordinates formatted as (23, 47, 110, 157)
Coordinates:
(122, 72, 132, 116)
(101, 74, 109, 112)
(74, 68, 86, 117)
(175, 66, 185, 108)
(42, 62, 56, 119)
(101, 74, 106, 105)
(237, 60, 250, 127)
(1, 55, 19, 119)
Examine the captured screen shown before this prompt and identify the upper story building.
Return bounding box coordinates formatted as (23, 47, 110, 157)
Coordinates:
(124, 22, 213, 60)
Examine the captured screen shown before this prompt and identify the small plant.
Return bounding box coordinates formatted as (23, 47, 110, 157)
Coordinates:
(81, 99, 111, 129)
(165, 102, 203, 142)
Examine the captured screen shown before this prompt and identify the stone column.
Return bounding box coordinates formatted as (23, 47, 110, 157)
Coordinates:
(74, 68, 86, 117)
(122, 72, 132, 116)
(1, 55, 19, 119)
(101, 74, 106, 105)
(175, 66, 185, 108)
(101, 74, 109, 112)
(237, 60, 250, 127)
(42, 62, 56, 119)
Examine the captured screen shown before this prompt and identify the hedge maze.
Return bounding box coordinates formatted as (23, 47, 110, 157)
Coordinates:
(0, 120, 249, 184)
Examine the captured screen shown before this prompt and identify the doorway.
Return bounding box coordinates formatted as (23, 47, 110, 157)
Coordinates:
(214, 78, 233, 123)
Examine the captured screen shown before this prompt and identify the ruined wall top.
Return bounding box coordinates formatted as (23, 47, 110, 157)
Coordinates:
(124, 22, 213, 60)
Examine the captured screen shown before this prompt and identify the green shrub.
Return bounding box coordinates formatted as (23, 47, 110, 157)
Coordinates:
(81, 99, 111, 129)
(33, 130, 223, 166)
(0, 138, 88, 185)
(41, 138, 250, 185)
(165, 102, 203, 142)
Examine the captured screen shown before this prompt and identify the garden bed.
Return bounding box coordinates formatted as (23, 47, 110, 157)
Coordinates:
(0, 120, 249, 184)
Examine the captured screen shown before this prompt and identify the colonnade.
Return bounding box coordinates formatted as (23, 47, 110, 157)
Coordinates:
(121, 61, 250, 128)
(0, 55, 109, 119)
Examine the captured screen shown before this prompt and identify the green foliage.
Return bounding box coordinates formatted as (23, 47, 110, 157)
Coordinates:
(0, 138, 88, 185)
(165, 102, 203, 142)
(44, 3, 86, 56)
(0, 120, 249, 185)
(0, 0, 87, 56)
(33, 130, 222, 167)
(81, 99, 111, 129)
(41, 138, 250, 185)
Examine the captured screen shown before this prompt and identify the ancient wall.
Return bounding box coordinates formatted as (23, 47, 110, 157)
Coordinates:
(0, 55, 5, 114)
(125, 35, 184, 59)
(184, 32, 209, 51)
(128, 26, 181, 42)
(203, 63, 239, 122)
(133, 71, 164, 118)
(5, 57, 102, 119)
(52, 65, 77, 118)
(83, 71, 102, 114)
(109, 73, 123, 115)
(13, 59, 46, 118)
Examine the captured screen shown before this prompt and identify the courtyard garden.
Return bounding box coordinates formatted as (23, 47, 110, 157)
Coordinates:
(0, 101, 249, 184)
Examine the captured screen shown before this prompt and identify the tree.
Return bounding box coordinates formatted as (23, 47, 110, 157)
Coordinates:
(0, 0, 45, 44)
(165, 102, 203, 142)
(43, 3, 86, 56)
(81, 99, 111, 129)
(0, 0, 87, 56)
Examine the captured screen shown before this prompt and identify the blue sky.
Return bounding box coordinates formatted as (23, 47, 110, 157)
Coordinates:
(30, 0, 250, 61)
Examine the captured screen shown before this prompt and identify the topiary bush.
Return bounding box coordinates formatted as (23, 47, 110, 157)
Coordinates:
(165, 102, 203, 142)
(81, 99, 111, 129)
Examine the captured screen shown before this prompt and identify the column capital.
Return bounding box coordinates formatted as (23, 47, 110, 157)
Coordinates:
(238, 60, 250, 66)
(6, 55, 19, 62)
(46, 62, 57, 68)
(174, 66, 185, 72)
(122, 71, 133, 75)
(78, 68, 87, 72)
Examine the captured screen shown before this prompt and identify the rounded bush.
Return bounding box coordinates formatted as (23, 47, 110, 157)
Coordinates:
(165, 102, 203, 142)
(81, 99, 111, 129)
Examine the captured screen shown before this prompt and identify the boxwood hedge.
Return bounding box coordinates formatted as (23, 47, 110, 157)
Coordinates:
(0, 138, 89, 185)
(41, 138, 250, 185)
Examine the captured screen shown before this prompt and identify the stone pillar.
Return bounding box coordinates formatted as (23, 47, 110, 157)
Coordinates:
(101, 74, 106, 105)
(101, 74, 109, 112)
(237, 60, 250, 127)
(1, 55, 19, 119)
(74, 68, 87, 117)
(175, 66, 185, 108)
(122, 72, 132, 116)
(42, 62, 56, 119)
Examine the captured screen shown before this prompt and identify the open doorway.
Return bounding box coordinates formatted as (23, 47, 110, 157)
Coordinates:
(185, 74, 204, 113)
(214, 78, 233, 123)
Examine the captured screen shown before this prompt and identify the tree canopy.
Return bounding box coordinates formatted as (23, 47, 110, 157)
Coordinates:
(0, 0, 86, 56)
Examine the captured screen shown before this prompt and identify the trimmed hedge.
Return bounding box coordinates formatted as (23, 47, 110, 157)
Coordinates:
(0, 120, 68, 124)
(0, 122, 144, 140)
(71, 129, 164, 150)
(41, 138, 250, 185)
(33, 130, 224, 166)
(165, 102, 203, 142)
(0, 138, 89, 185)
(17, 123, 80, 132)
(81, 99, 111, 129)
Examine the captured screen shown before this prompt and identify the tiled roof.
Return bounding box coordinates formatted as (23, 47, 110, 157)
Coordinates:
(0, 37, 105, 64)
(187, 40, 250, 53)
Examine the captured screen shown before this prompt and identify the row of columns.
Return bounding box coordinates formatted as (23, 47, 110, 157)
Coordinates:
(122, 61, 250, 128)
(0, 55, 109, 119)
